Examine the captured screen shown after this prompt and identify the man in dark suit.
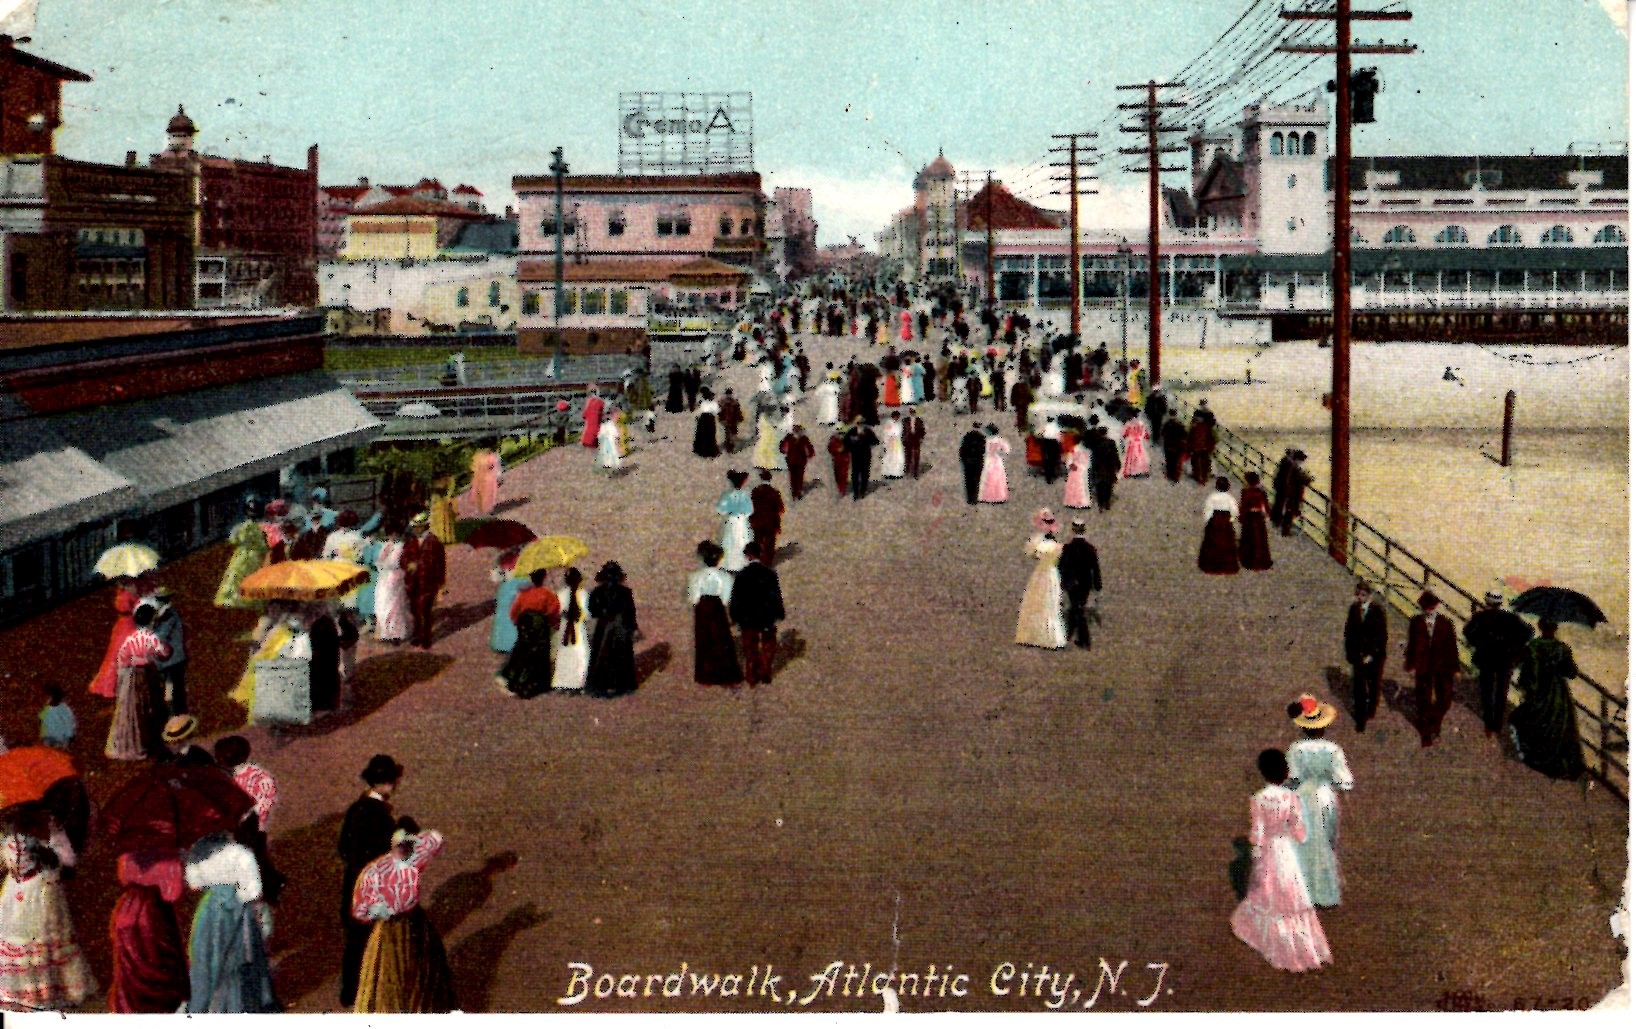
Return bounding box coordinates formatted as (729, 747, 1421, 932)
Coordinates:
(1090, 426, 1122, 511)
(1344, 581, 1390, 732)
(729, 545, 786, 685)
(1143, 385, 1168, 442)
(338, 754, 403, 1007)
(1009, 376, 1033, 434)
(902, 409, 927, 479)
(1037, 416, 1064, 485)
(990, 362, 1008, 412)
(1160, 409, 1189, 484)
(1058, 521, 1103, 649)
(958, 422, 986, 505)
(684, 365, 702, 410)
(1278, 450, 1311, 535)
(780, 425, 816, 500)
(843, 418, 879, 501)
(1463, 590, 1535, 737)
(749, 470, 786, 565)
(718, 389, 744, 452)
(1063, 347, 1084, 394)
(1405, 591, 1461, 747)
(405, 513, 445, 649)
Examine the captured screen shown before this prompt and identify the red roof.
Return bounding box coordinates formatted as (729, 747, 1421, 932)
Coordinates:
(960, 182, 1063, 232)
(321, 184, 371, 201)
(453, 184, 483, 195)
(350, 196, 489, 219)
(0, 39, 93, 82)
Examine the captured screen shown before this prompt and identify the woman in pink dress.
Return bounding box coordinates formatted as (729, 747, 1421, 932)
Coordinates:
(580, 387, 605, 448)
(88, 579, 143, 699)
(1062, 440, 1093, 509)
(467, 450, 502, 515)
(373, 528, 411, 643)
(898, 310, 913, 342)
(977, 426, 1011, 503)
(1231, 749, 1332, 973)
(1120, 416, 1152, 478)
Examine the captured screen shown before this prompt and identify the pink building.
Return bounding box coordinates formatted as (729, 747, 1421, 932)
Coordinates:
(511, 172, 764, 268)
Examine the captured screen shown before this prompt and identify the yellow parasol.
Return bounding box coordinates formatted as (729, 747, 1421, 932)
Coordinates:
(239, 560, 369, 602)
(512, 536, 589, 577)
(94, 543, 161, 580)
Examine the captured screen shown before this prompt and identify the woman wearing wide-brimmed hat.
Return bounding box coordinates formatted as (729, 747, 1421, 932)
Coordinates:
(585, 562, 640, 698)
(1016, 510, 1067, 649)
(1285, 694, 1354, 908)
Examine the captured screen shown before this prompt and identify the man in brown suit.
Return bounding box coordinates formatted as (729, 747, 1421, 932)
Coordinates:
(1009, 376, 1033, 434)
(717, 388, 744, 453)
(404, 512, 446, 649)
(748, 470, 786, 565)
(1404, 590, 1460, 746)
(902, 408, 927, 479)
(1344, 581, 1390, 732)
(827, 430, 850, 497)
(779, 425, 816, 500)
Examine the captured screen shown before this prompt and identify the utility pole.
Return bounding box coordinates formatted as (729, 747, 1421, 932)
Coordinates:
(1050, 132, 1099, 343)
(1280, 1, 1414, 562)
(1117, 81, 1186, 389)
(550, 147, 569, 335)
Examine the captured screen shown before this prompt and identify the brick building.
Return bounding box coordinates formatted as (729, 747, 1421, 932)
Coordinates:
(150, 106, 320, 308)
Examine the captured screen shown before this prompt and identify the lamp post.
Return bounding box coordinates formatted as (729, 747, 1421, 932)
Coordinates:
(1117, 243, 1134, 368)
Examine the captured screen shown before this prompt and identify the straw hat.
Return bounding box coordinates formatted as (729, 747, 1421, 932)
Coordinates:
(161, 714, 199, 744)
(1290, 694, 1337, 730)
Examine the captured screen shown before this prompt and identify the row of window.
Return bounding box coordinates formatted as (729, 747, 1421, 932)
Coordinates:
(1377, 223, 1625, 246)
(454, 282, 505, 307)
(521, 287, 635, 317)
(1269, 131, 1318, 157)
(541, 212, 760, 239)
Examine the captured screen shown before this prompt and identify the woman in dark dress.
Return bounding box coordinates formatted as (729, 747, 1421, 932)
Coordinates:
(1238, 471, 1275, 571)
(584, 562, 640, 698)
(693, 388, 721, 459)
(665, 365, 687, 413)
(500, 612, 555, 697)
(307, 605, 341, 712)
(1509, 620, 1586, 780)
(1198, 476, 1241, 575)
(687, 542, 742, 686)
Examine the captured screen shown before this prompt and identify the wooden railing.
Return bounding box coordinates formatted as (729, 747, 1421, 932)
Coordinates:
(1211, 423, 1629, 800)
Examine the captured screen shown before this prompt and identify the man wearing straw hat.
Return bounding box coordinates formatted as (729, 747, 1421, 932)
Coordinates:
(1462, 590, 1535, 738)
(404, 513, 446, 650)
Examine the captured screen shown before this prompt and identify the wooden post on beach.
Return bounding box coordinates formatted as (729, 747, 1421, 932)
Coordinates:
(1501, 389, 1516, 466)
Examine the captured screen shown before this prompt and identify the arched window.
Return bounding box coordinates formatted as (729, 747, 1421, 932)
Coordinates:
(488, 281, 501, 306)
(740, 218, 753, 236)
(455, 287, 469, 308)
(719, 215, 733, 237)
(1302, 131, 1317, 155)
(1541, 225, 1574, 245)
(1434, 225, 1469, 245)
(1593, 224, 1626, 244)
(1270, 132, 1285, 156)
(1488, 225, 1522, 246)
(1382, 224, 1415, 245)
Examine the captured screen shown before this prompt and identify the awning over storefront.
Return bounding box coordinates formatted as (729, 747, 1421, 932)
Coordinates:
(45, 371, 382, 514)
(1218, 247, 1628, 275)
(0, 421, 140, 551)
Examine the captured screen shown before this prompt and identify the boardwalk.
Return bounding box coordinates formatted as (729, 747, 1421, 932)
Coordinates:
(4, 330, 1624, 1013)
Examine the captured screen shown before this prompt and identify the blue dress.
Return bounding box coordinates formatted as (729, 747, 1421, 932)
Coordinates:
(354, 540, 381, 620)
(490, 575, 529, 653)
(188, 885, 278, 1013)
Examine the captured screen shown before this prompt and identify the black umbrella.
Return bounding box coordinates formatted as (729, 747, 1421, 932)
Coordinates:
(1509, 587, 1607, 628)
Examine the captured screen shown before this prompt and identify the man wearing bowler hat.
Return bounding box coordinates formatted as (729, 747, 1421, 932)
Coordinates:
(338, 754, 404, 1008)
(1462, 590, 1535, 738)
(1343, 581, 1389, 732)
(1405, 591, 1461, 747)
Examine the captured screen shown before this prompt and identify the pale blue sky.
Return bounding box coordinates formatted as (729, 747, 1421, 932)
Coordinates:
(28, 0, 1630, 244)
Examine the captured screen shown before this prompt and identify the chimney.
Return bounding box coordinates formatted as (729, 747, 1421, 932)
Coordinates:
(358, 176, 369, 187)
(307, 143, 319, 175)
(505, 205, 514, 219)
(126, 151, 137, 167)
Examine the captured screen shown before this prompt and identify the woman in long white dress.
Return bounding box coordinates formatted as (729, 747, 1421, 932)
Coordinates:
(1015, 519, 1068, 649)
(716, 471, 753, 573)
(815, 374, 841, 426)
(1285, 695, 1355, 908)
(551, 567, 591, 690)
(373, 529, 411, 642)
(880, 413, 907, 479)
(751, 405, 784, 472)
(0, 817, 96, 1011)
(597, 412, 623, 472)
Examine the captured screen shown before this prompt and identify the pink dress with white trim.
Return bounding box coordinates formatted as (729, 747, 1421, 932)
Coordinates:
(1230, 785, 1333, 972)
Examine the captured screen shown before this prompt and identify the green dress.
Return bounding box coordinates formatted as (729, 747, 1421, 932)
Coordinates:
(214, 521, 269, 609)
(1509, 637, 1586, 780)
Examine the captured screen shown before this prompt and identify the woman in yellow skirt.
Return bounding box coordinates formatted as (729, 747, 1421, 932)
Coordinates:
(428, 477, 458, 545)
(351, 820, 455, 1013)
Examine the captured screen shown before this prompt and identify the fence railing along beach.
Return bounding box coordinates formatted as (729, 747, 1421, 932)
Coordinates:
(1210, 423, 1629, 801)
